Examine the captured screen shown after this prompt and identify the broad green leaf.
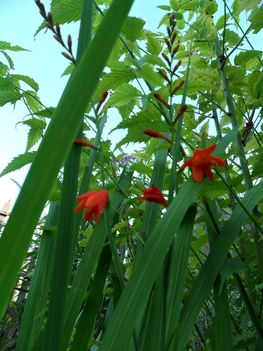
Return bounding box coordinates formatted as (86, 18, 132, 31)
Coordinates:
(0, 40, 28, 51)
(146, 33, 162, 55)
(0, 89, 21, 106)
(0, 50, 14, 68)
(234, 50, 262, 67)
(11, 74, 39, 91)
(249, 9, 263, 33)
(26, 128, 42, 151)
(121, 16, 145, 42)
(107, 83, 140, 107)
(157, 5, 171, 11)
(51, 0, 82, 24)
(224, 29, 240, 46)
(0, 152, 36, 177)
(233, 0, 261, 15)
(23, 118, 47, 130)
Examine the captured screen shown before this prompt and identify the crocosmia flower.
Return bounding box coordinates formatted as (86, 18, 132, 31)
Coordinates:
(75, 190, 109, 223)
(138, 184, 168, 208)
(181, 144, 226, 182)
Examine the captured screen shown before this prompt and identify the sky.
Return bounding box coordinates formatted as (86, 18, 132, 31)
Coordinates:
(0, 0, 170, 209)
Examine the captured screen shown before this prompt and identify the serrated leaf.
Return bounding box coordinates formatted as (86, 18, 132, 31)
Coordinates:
(0, 41, 28, 52)
(234, 50, 262, 67)
(23, 118, 47, 129)
(233, 0, 261, 15)
(224, 29, 240, 46)
(137, 64, 163, 87)
(51, 0, 82, 24)
(146, 33, 162, 55)
(249, 9, 263, 33)
(157, 5, 171, 11)
(0, 90, 21, 106)
(122, 16, 145, 42)
(0, 50, 14, 68)
(107, 83, 140, 107)
(11, 75, 39, 91)
(0, 152, 36, 177)
(34, 107, 55, 118)
(23, 91, 42, 112)
(61, 63, 74, 76)
(26, 128, 42, 151)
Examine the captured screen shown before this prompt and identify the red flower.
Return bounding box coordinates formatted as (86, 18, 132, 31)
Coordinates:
(144, 129, 170, 143)
(181, 144, 226, 182)
(138, 184, 168, 208)
(75, 190, 109, 223)
(74, 139, 97, 150)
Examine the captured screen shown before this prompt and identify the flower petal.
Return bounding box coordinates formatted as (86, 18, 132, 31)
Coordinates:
(193, 167, 204, 182)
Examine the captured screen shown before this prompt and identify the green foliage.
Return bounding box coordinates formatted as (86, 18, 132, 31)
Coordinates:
(1, 1, 263, 350)
(0, 152, 36, 177)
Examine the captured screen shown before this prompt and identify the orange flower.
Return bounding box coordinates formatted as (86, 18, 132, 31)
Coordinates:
(138, 184, 168, 208)
(75, 190, 109, 223)
(144, 129, 170, 143)
(181, 144, 226, 182)
(74, 139, 97, 150)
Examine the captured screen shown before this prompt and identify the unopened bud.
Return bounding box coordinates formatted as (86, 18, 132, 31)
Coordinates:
(47, 12, 53, 26)
(162, 52, 171, 66)
(172, 44, 180, 58)
(172, 60, 182, 75)
(174, 104, 187, 124)
(62, 52, 73, 62)
(96, 91, 108, 113)
(54, 34, 63, 45)
(167, 26, 172, 37)
(154, 93, 169, 107)
(67, 35, 72, 53)
(56, 23, 61, 36)
(164, 38, 171, 52)
(158, 69, 170, 82)
(171, 31, 177, 44)
(74, 139, 97, 150)
(172, 80, 184, 95)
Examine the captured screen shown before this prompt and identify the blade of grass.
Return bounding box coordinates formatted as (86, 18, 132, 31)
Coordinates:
(205, 200, 232, 351)
(99, 180, 202, 351)
(15, 202, 59, 351)
(42, 2, 93, 348)
(70, 244, 112, 351)
(174, 181, 263, 351)
(165, 205, 197, 347)
(0, 0, 135, 320)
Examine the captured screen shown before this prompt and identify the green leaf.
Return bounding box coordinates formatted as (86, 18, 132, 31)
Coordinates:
(11, 75, 39, 91)
(157, 5, 171, 11)
(121, 16, 145, 42)
(107, 83, 140, 107)
(23, 119, 47, 130)
(0, 152, 36, 177)
(233, 0, 261, 15)
(51, 0, 82, 24)
(234, 50, 262, 67)
(146, 33, 162, 55)
(0, 40, 28, 51)
(175, 182, 263, 351)
(34, 107, 55, 119)
(224, 29, 240, 46)
(0, 89, 21, 106)
(0, 50, 14, 68)
(249, 9, 263, 33)
(26, 128, 42, 151)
